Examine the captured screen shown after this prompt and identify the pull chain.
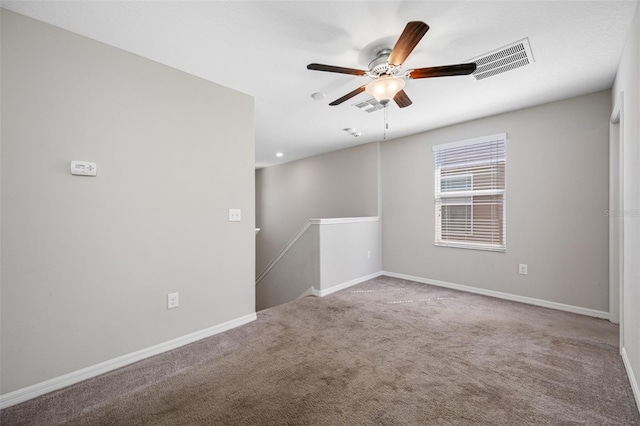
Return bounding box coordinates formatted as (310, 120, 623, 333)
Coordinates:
(383, 103, 389, 140)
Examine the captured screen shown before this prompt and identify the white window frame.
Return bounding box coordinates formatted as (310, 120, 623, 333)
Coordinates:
(433, 134, 506, 252)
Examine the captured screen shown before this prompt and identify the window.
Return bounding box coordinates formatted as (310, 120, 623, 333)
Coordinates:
(433, 134, 506, 251)
(440, 175, 473, 235)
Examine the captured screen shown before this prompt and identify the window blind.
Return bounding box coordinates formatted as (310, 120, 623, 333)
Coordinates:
(433, 134, 506, 251)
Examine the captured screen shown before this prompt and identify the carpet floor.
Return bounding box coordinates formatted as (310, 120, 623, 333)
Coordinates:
(2, 276, 639, 425)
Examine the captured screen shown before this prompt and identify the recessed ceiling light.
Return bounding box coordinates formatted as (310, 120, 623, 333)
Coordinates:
(276, 152, 284, 157)
(311, 92, 325, 101)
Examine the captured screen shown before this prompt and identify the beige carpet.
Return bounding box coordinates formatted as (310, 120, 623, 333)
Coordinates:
(2, 276, 639, 425)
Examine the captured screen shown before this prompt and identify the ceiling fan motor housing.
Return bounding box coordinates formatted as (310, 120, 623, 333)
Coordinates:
(368, 49, 401, 77)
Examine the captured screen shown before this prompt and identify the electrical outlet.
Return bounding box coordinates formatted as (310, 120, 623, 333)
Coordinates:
(167, 292, 179, 309)
(367, 250, 371, 259)
(518, 264, 528, 275)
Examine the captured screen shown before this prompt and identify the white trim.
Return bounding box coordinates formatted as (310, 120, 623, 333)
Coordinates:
(432, 133, 507, 151)
(609, 91, 625, 348)
(256, 217, 380, 285)
(439, 189, 504, 198)
(310, 217, 380, 225)
(621, 347, 640, 413)
(314, 271, 383, 297)
(296, 287, 316, 300)
(608, 96, 622, 325)
(382, 271, 610, 320)
(293, 272, 385, 299)
(610, 94, 622, 124)
(0, 313, 257, 409)
(435, 241, 506, 252)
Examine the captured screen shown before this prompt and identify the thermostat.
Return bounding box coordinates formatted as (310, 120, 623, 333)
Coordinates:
(70, 161, 97, 176)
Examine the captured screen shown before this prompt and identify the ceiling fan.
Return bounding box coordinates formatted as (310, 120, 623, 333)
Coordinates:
(307, 21, 477, 108)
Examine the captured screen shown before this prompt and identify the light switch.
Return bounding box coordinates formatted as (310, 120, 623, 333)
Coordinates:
(70, 161, 97, 176)
(167, 292, 179, 309)
(228, 209, 242, 222)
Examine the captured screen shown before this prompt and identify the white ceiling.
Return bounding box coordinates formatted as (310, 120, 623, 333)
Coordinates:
(2, 0, 638, 168)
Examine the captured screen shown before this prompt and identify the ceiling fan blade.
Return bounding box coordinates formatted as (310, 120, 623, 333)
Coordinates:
(388, 21, 429, 66)
(329, 85, 367, 106)
(307, 63, 367, 76)
(409, 63, 477, 79)
(393, 90, 412, 108)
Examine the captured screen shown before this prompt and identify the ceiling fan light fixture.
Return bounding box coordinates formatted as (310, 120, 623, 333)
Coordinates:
(365, 75, 405, 102)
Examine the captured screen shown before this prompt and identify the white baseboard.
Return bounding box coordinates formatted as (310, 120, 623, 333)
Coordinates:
(0, 312, 257, 409)
(622, 346, 640, 413)
(296, 287, 316, 299)
(382, 271, 610, 320)
(314, 271, 384, 297)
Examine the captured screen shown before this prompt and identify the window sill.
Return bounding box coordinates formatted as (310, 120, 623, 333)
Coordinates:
(435, 242, 506, 252)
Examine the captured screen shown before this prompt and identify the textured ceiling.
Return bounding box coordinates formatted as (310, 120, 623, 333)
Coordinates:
(2, 0, 638, 168)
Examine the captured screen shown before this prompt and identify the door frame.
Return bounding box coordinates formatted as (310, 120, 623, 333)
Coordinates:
(609, 92, 624, 349)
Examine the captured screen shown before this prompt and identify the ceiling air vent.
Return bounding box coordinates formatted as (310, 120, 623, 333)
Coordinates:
(353, 97, 385, 113)
(469, 38, 534, 81)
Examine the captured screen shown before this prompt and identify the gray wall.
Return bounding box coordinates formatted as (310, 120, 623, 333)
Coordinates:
(1, 11, 255, 394)
(256, 142, 379, 276)
(613, 3, 640, 406)
(256, 225, 320, 310)
(382, 90, 611, 312)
